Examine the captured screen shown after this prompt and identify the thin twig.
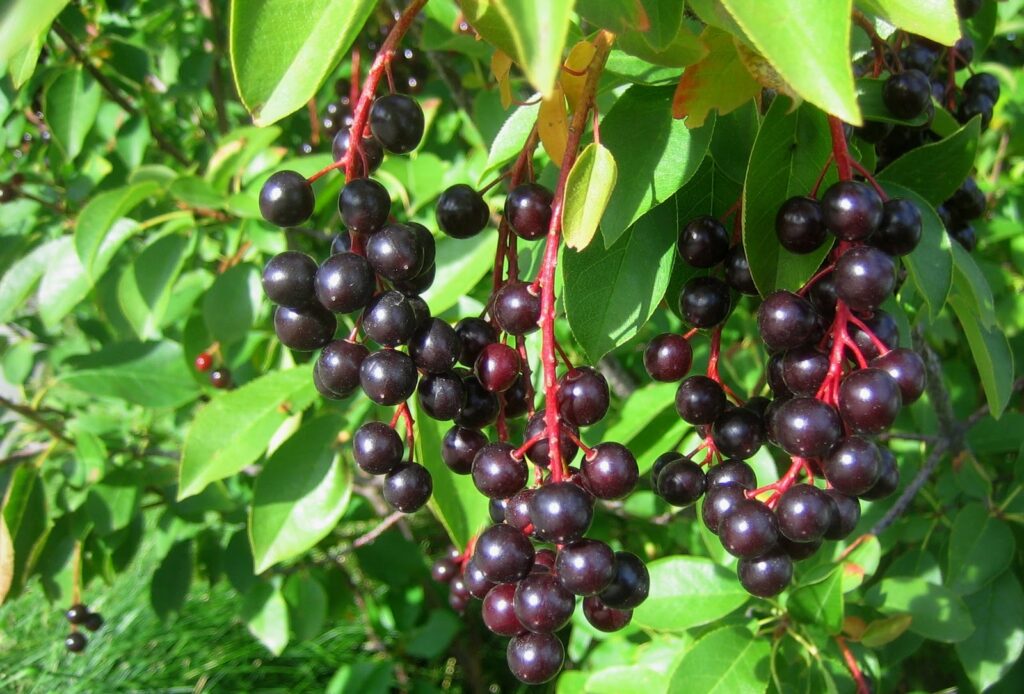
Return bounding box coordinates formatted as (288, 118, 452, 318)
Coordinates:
(51, 22, 190, 166)
(0, 394, 72, 444)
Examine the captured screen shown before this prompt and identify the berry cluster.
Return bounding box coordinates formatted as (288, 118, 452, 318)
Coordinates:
(644, 174, 924, 597)
(432, 508, 648, 685)
(63, 603, 104, 653)
(859, 5, 1002, 173)
(938, 176, 987, 251)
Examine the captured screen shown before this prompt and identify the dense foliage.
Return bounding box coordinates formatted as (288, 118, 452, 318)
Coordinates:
(0, 0, 1022, 692)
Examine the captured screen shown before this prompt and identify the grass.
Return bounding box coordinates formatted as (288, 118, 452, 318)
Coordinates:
(0, 534, 370, 693)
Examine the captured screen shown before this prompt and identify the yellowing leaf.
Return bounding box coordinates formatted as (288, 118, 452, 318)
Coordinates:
(673, 27, 760, 127)
(539, 84, 569, 165)
(491, 49, 515, 109)
(0, 515, 13, 605)
(563, 143, 617, 250)
(561, 40, 596, 113)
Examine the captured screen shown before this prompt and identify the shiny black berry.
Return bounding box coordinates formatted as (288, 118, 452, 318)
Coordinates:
(493, 281, 541, 335)
(339, 178, 391, 234)
(353, 422, 404, 475)
(529, 481, 594, 543)
(644, 333, 693, 382)
(821, 180, 884, 241)
(675, 375, 727, 425)
(369, 94, 425, 154)
(757, 291, 818, 352)
(679, 276, 732, 329)
(383, 462, 432, 512)
(314, 252, 375, 313)
(359, 349, 418, 405)
(776, 196, 827, 254)
(367, 223, 426, 282)
(557, 366, 610, 426)
(678, 216, 730, 268)
(362, 291, 418, 347)
(259, 170, 314, 227)
(598, 552, 649, 609)
(274, 304, 336, 351)
(738, 550, 793, 597)
(657, 457, 706, 507)
(263, 251, 317, 307)
(441, 425, 487, 474)
(507, 632, 564, 684)
(505, 183, 553, 241)
(317, 340, 368, 396)
(437, 184, 489, 238)
(581, 442, 639, 500)
(471, 442, 527, 498)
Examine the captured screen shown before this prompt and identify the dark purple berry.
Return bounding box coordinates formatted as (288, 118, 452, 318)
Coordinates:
(317, 340, 368, 396)
(873, 199, 922, 256)
(821, 180, 884, 241)
(556, 539, 616, 596)
(702, 485, 748, 534)
(383, 462, 432, 512)
(824, 436, 882, 496)
(275, 304, 336, 351)
(644, 333, 692, 382)
(505, 183, 553, 241)
(675, 375, 728, 424)
(773, 397, 843, 458)
(353, 421, 403, 475)
(339, 178, 391, 234)
(263, 251, 317, 307)
(315, 252, 375, 313)
(454, 374, 500, 428)
(724, 245, 759, 295)
(598, 552, 649, 609)
(474, 524, 534, 583)
(367, 223, 426, 282)
(529, 481, 593, 543)
(437, 183, 489, 238)
(475, 342, 521, 392)
(64, 632, 87, 653)
(860, 446, 900, 500)
(706, 459, 757, 490)
(775, 483, 835, 543)
(493, 281, 541, 335)
(362, 291, 418, 347)
(581, 442, 638, 500)
(557, 366, 610, 426)
(409, 318, 460, 374)
(711, 408, 765, 460)
(482, 582, 525, 636)
(871, 348, 926, 404)
(837, 367, 902, 434)
(454, 317, 497, 367)
(781, 346, 829, 396)
(369, 94, 424, 154)
(259, 170, 314, 227)
(834, 246, 897, 312)
(417, 371, 467, 420)
(776, 196, 827, 254)
(757, 291, 818, 351)
(359, 349, 418, 405)
(824, 490, 861, 539)
(883, 69, 932, 119)
(506, 632, 564, 684)
(523, 410, 578, 468)
(657, 457, 706, 507)
(513, 572, 575, 633)
(471, 442, 527, 499)
(679, 276, 732, 329)
(678, 215, 730, 268)
(738, 550, 793, 597)
(719, 499, 779, 558)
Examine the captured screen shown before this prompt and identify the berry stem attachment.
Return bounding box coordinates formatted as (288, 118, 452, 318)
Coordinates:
(849, 160, 890, 201)
(827, 116, 854, 182)
(537, 30, 614, 483)
(809, 152, 835, 198)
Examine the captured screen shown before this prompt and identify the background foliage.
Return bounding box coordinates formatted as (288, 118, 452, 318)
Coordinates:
(0, 0, 1022, 692)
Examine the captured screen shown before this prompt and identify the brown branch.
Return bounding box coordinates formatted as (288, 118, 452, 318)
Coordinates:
(0, 394, 72, 444)
(51, 22, 190, 166)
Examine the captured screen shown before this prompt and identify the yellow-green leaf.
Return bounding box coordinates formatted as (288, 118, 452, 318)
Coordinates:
(563, 143, 617, 250)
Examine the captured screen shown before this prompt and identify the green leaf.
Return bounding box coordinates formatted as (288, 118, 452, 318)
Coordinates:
(1, 466, 49, 598)
(955, 572, 1024, 692)
(950, 242, 997, 329)
(150, 539, 193, 620)
(73, 182, 161, 277)
(866, 576, 975, 642)
(178, 365, 318, 499)
(632, 556, 749, 631)
(229, 0, 376, 126)
(0, 0, 69, 64)
(0, 237, 63, 323)
(671, 27, 760, 128)
(742, 100, 835, 295)
(948, 294, 1015, 420)
(836, 535, 882, 593)
(668, 625, 771, 694)
(405, 609, 462, 659)
(420, 231, 498, 315)
(880, 183, 952, 320)
(586, 665, 669, 694)
(946, 503, 1016, 596)
(242, 578, 290, 655)
(601, 84, 714, 245)
(638, 0, 686, 51)
(617, 24, 707, 68)
(478, 101, 541, 185)
(858, 0, 960, 46)
(118, 233, 192, 340)
(250, 415, 352, 573)
(789, 569, 844, 634)
(43, 67, 101, 161)
(60, 341, 200, 409)
(576, 0, 649, 34)
(8, 31, 45, 88)
(202, 263, 263, 345)
(412, 399, 490, 550)
(283, 573, 328, 641)
(563, 143, 617, 250)
(856, 78, 931, 126)
(878, 117, 981, 207)
(563, 199, 677, 362)
(462, 0, 575, 97)
(719, 0, 860, 123)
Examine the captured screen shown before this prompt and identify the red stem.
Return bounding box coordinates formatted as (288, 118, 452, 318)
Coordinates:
(828, 116, 853, 181)
(350, 48, 361, 105)
(797, 263, 835, 297)
(809, 152, 835, 198)
(849, 160, 889, 200)
(836, 636, 871, 694)
(341, 0, 427, 253)
(536, 31, 614, 483)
